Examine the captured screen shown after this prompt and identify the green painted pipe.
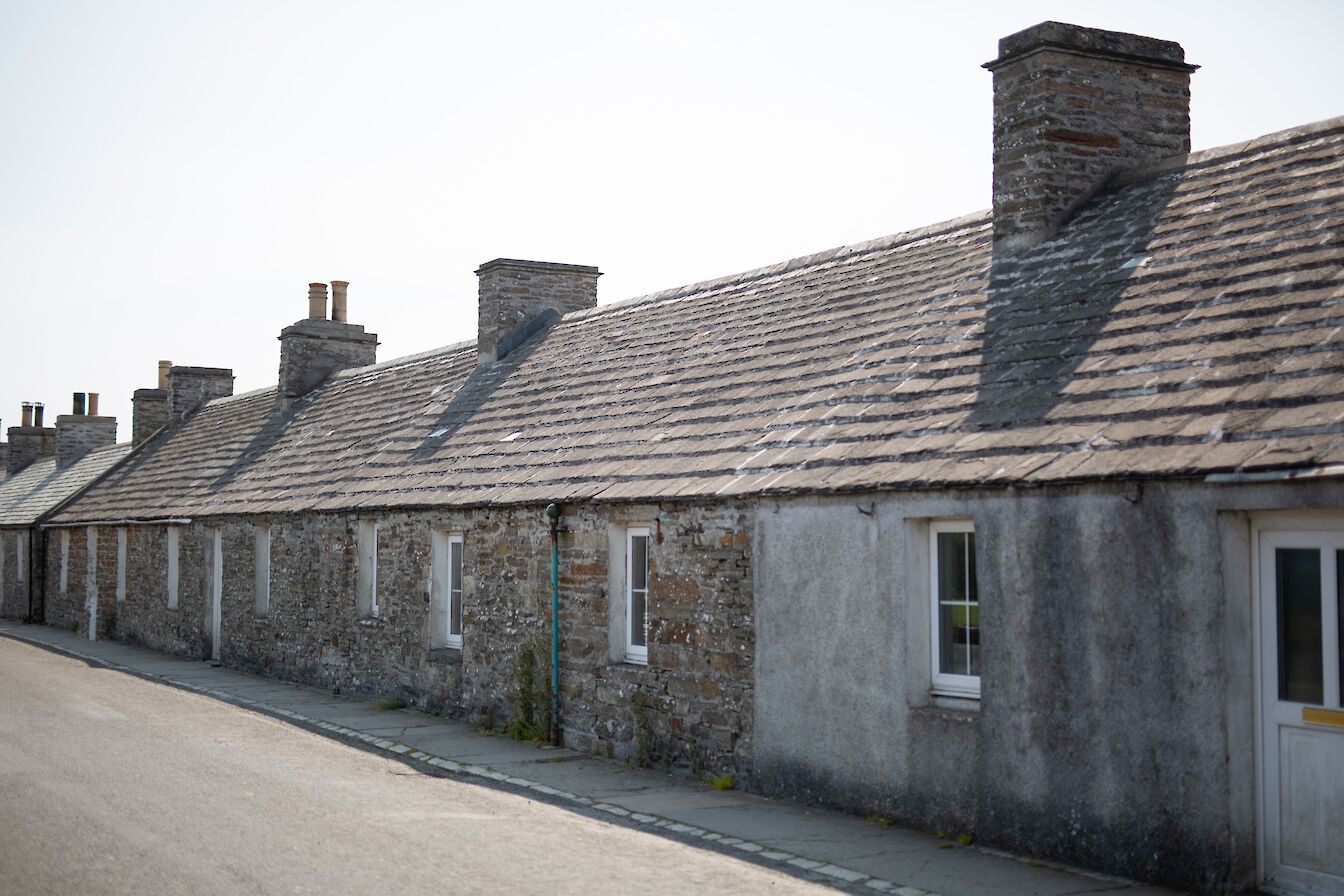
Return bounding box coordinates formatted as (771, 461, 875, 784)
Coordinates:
(546, 503, 562, 746)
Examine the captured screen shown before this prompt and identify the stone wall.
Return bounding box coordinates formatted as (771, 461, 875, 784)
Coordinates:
(0, 528, 31, 618)
(43, 527, 85, 633)
(53, 499, 756, 778)
(107, 524, 211, 657)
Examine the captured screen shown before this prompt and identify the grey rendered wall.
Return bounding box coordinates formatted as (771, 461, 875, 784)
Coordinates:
(753, 478, 1344, 894)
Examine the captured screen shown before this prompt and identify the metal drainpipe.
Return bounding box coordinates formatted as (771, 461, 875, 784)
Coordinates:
(545, 503, 564, 746)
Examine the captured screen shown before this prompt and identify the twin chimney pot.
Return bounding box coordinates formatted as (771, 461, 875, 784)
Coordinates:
(55, 390, 117, 468)
(6, 401, 55, 475)
(278, 280, 378, 405)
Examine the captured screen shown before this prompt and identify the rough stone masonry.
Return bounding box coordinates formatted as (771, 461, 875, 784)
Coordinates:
(43, 499, 756, 779)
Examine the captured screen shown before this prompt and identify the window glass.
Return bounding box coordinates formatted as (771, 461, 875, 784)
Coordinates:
(255, 527, 271, 615)
(632, 535, 648, 592)
(450, 538, 463, 638)
(357, 520, 378, 618)
(116, 528, 127, 603)
(937, 532, 969, 601)
(936, 531, 979, 678)
(1276, 547, 1323, 704)
(167, 527, 179, 609)
(627, 530, 650, 659)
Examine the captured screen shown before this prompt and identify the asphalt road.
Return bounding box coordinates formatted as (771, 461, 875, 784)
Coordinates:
(0, 639, 828, 895)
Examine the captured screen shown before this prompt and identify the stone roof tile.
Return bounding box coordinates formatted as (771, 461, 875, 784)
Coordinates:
(46, 117, 1344, 522)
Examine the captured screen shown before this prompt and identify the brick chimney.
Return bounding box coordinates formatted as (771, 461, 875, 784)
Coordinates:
(56, 391, 117, 468)
(131, 359, 172, 446)
(167, 366, 235, 423)
(984, 22, 1198, 249)
(278, 281, 378, 405)
(476, 259, 600, 367)
(6, 401, 56, 475)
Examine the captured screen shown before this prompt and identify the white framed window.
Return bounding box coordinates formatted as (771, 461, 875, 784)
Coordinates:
(255, 526, 271, 615)
(430, 530, 464, 649)
(357, 520, 380, 618)
(167, 525, 179, 609)
(930, 520, 980, 698)
(15, 532, 24, 583)
(115, 528, 127, 603)
(625, 527, 651, 665)
(59, 530, 70, 593)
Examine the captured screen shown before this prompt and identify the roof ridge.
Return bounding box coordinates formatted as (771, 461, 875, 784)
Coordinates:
(195, 342, 477, 412)
(228, 214, 992, 387)
(1111, 113, 1344, 188)
(88, 442, 132, 455)
(331, 339, 476, 382)
(201, 384, 276, 408)
(565, 210, 993, 323)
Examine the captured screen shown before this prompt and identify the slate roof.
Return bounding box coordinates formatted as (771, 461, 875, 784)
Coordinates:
(49, 116, 1344, 523)
(0, 444, 134, 527)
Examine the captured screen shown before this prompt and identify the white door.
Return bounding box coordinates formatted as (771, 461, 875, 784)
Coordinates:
(1258, 529, 1344, 896)
(210, 529, 223, 662)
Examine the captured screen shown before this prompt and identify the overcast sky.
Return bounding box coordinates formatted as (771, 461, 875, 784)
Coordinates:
(2, 0, 1342, 438)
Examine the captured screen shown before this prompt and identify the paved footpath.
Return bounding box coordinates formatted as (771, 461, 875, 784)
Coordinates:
(1, 622, 1177, 896)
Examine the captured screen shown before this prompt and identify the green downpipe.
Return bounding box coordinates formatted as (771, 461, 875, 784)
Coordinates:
(546, 503, 563, 746)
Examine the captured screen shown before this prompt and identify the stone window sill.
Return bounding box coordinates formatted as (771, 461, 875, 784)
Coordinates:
(605, 658, 654, 671)
(916, 695, 981, 718)
(426, 647, 463, 665)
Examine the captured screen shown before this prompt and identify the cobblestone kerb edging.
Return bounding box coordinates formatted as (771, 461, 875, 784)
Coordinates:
(0, 626, 935, 896)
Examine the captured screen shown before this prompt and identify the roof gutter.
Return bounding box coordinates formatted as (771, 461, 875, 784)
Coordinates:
(39, 517, 194, 529)
(1205, 464, 1344, 484)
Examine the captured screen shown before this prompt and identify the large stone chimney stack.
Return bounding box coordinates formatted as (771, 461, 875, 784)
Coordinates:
(476, 259, 600, 367)
(167, 366, 235, 423)
(131, 359, 173, 446)
(278, 281, 378, 406)
(984, 22, 1197, 249)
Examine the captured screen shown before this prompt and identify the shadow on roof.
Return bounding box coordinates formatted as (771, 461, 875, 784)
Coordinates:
(411, 319, 555, 459)
(207, 401, 303, 491)
(967, 171, 1183, 429)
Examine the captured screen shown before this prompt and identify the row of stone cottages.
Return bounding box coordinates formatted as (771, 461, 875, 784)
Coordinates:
(2, 22, 1342, 896)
